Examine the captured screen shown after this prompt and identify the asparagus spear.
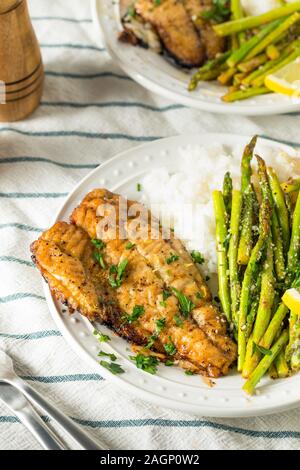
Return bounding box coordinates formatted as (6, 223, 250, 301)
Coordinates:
(242, 242, 275, 378)
(275, 350, 290, 378)
(267, 167, 290, 253)
(257, 156, 286, 281)
(269, 362, 279, 379)
(214, 1, 300, 36)
(237, 136, 257, 266)
(218, 67, 237, 85)
(213, 191, 231, 322)
(245, 271, 262, 339)
(252, 242, 275, 344)
(260, 303, 289, 349)
(223, 172, 233, 222)
(237, 199, 271, 371)
(241, 48, 291, 86)
(286, 190, 300, 284)
(222, 87, 271, 102)
(233, 72, 248, 85)
(243, 329, 289, 395)
(244, 13, 300, 61)
(231, 0, 246, 46)
(238, 54, 268, 73)
(228, 190, 242, 329)
(286, 310, 300, 370)
(266, 44, 280, 60)
(281, 178, 300, 194)
(227, 20, 282, 68)
(188, 67, 226, 90)
(253, 46, 300, 87)
(188, 52, 231, 91)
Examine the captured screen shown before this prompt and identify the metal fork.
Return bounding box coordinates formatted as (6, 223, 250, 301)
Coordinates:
(0, 350, 106, 450)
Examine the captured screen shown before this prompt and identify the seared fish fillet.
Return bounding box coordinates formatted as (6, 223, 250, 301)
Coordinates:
(126, 0, 206, 67)
(31, 190, 237, 377)
(66, 188, 237, 377)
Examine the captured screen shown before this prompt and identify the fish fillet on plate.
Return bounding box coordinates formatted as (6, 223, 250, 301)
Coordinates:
(31, 189, 237, 378)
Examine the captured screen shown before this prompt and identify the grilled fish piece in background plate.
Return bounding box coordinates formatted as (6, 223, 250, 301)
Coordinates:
(31, 189, 237, 378)
(120, 0, 206, 67)
(183, 0, 226, 59)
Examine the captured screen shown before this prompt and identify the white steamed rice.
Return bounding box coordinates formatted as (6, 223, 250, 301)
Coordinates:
(141, 143, 300, 278)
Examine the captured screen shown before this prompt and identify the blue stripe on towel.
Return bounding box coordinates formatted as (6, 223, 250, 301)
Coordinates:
(0, 256, 34, 267)
(0, 330, 61, 340)
(0, 293, 46, 304)
(0, 223, 43, 233)
(31, 16, 92, 23)
(0, 156, 98, 169)
(0, 192, 68, 199)
(1, 415, 298, 439)
(0, 128, 161, 141)
(45, 70, 131, 80)
(40, 43, 105, 52)
(21, 374, 103, 383)
(41, 101, 185, 112)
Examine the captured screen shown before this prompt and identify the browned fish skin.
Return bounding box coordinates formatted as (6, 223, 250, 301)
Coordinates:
(30, 222, 149, 345)
(183, 0, 226, 59)
(134, 0, 206, 67)
(70, 189, 237, 377)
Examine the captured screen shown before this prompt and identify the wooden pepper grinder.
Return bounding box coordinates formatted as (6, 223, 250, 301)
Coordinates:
(0, 0, 44, 122)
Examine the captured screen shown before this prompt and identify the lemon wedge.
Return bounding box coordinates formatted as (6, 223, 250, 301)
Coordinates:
(265, 60, 300, 98)
(282, 288, 300, 314)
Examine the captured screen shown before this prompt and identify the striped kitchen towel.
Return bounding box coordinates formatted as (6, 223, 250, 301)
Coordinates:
(0, 0, 300, 450)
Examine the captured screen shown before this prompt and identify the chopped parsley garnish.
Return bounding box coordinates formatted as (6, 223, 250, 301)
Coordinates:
(91, 239, 106, 250)
(164, 337, 177, 356)
(201, 0, 230, 24)
(172, 288, 195, 318)
(137, 183, 142, 192)
(98, 351, 117, 361)
(253, 342, 272, 356)
(153, 0, 161, 6)
(185, 370, 195, 376)
(162, 290, 172, 301)
(92, 238, 106, 268)
(191, 250, 204, 265)
(165, 360, 174, 367)
(196, 292, 203, 299)
(100, 360, 125, 375)
(94, 251, 106, 269)
(145, 317, 166, 349)
(145, 335, 157, 350)
(160, 301, 167, 308)
(130, 353, 159, 375)
(109, 258, 128, 288)
(166, 253, 179, 265)
(156, 318, 166, 330)
(174, 314, 183, 327)
(125, 242, 135, 250)
(93, 330, 111, 343)
(122, 305, 144, 324)
(127, 4, 136, 17)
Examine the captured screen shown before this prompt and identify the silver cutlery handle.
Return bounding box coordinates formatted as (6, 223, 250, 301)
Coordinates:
(16, 401, 65, 450)
(13, 377, 106, 450)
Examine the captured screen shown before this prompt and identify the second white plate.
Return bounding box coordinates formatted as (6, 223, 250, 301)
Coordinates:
(44, 134, 300, 417)
(92, 0, 300, 116)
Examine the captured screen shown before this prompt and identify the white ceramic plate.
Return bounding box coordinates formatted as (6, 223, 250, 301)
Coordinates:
(91, 0, 300, 116)
(45, 134, 300, 417)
